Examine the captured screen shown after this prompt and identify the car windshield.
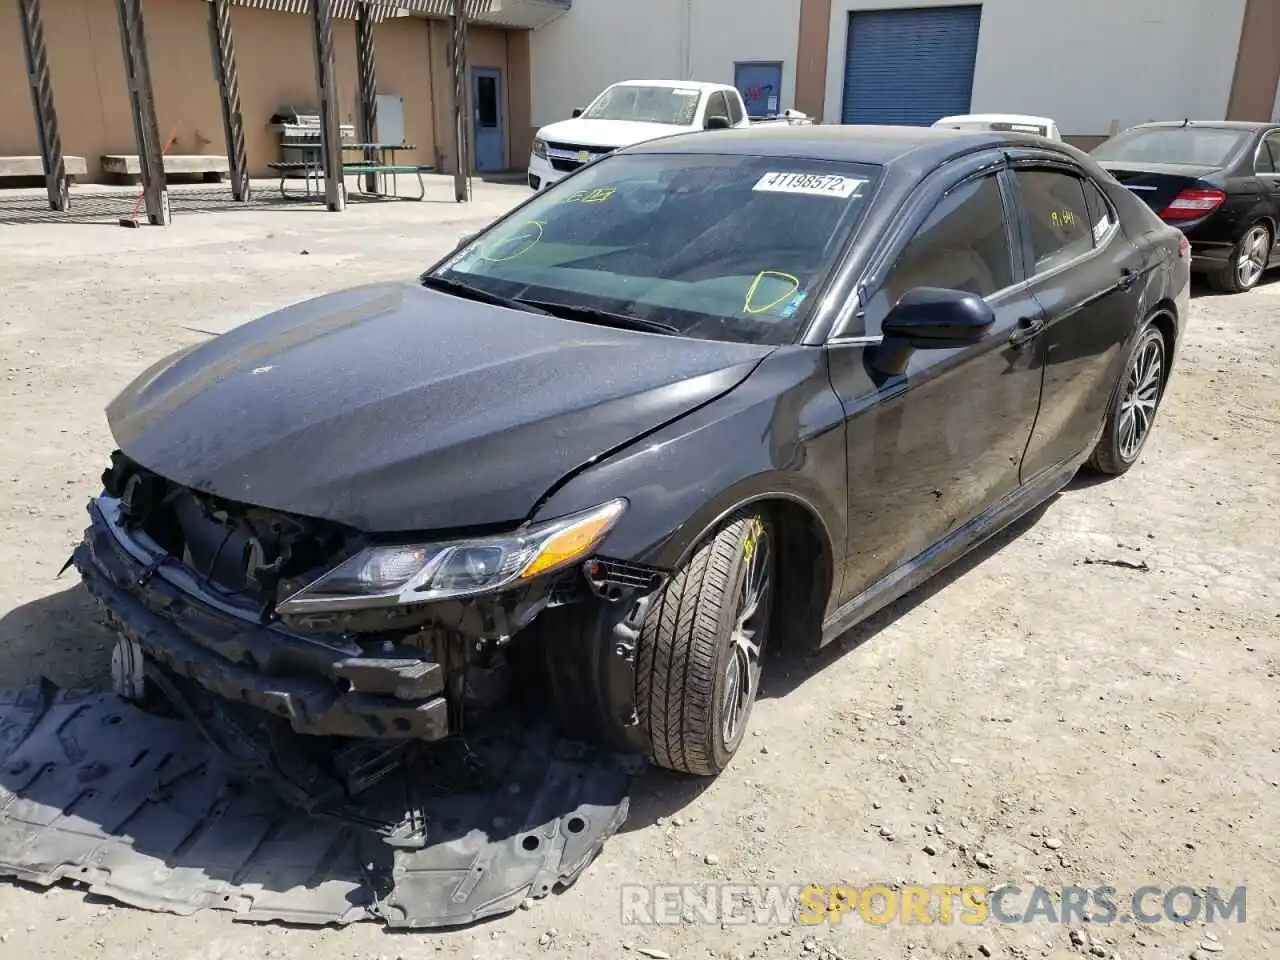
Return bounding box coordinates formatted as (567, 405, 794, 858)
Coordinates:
(1092, 127, 1252, 166)
(429, 153, 882, 345)
(580, 85, 703, 125)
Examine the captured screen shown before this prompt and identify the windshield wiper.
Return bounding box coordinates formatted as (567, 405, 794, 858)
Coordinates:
(518, 299, 680, 335)
(421, 274, 552, 316)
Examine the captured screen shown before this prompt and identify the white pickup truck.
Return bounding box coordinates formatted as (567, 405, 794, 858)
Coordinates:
(528, 79, 810, 191)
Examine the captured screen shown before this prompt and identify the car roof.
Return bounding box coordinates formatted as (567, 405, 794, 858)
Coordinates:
(1128, 120, 1277, 132)
(935, 113, 1057, 126)
(623, 123, 1055, 167)
(608, 79, 728, 92)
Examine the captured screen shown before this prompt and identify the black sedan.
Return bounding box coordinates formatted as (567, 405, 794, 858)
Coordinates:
(1092, 120, 1280, 293)
(75, 125, 1189, 780)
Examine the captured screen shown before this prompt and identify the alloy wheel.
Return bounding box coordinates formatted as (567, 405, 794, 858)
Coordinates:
(720, 525, 772, 745)
(1237, 225, 1271, 290)
(1117, 333, 1165, 463)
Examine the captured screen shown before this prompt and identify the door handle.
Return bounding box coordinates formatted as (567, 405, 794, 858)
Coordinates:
(1116, 267, 1136, 290)
(1008, 315, 1044, 348)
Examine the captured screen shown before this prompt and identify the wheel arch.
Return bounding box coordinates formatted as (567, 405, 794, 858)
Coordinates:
(668, 491, 836, 657)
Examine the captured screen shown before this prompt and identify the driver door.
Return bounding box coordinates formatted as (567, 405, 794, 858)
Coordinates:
(825, 161, 1047, 607)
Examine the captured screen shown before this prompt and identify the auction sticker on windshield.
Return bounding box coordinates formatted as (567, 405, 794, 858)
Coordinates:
(753, 172, 867, 198)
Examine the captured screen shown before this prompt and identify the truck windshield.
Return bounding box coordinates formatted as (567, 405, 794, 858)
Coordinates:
(580, 85, 703, 126)
(429, 152, 882, 346)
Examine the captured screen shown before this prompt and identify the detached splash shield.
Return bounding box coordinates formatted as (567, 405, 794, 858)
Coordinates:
(0, 678, 638, 928)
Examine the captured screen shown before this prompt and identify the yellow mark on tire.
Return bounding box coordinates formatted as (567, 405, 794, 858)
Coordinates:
(742, 517, 765, 562)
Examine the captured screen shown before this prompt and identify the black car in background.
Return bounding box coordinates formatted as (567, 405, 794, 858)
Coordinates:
(1092, 120, 1280, 293)
(76, 126, 1189, 781)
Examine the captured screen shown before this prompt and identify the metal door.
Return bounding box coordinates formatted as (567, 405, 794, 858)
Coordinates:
(841, 6, 982, 125)
(471, 67, 504, 172)
(734, 61, 783, 119)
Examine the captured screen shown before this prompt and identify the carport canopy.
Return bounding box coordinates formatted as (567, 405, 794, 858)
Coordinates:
(13, 0, 497, 220)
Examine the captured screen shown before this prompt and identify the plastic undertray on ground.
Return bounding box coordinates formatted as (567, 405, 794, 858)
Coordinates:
(0, 678, 638, 928)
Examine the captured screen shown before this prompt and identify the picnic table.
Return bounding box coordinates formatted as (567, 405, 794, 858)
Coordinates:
(266, 143, 433, 201)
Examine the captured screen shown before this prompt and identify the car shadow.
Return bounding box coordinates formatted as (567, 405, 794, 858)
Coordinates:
(623, 489, 1063, 831)
(760, 493, 1059, 704)
(0, 579, 115, 691)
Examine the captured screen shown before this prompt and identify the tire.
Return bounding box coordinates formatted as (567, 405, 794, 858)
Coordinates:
(1087, 320, 1168, 476)
(636, 511, 775, 776)
(1206, 222, 1272, 294)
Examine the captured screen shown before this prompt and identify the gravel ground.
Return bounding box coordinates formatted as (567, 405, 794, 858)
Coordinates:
(0, 178, 1276, 960)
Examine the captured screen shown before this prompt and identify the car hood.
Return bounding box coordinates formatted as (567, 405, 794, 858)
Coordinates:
(107, 282, 771, 533)
(536, 117, 689, 150)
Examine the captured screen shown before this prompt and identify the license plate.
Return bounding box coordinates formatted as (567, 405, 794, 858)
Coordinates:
(577, 150, 591, 163)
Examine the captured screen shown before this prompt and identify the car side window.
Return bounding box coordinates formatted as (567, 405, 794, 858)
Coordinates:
(727, 91, 745, 125)
(705, 92, 731, 125)
(1257, 136, 1280, 175)
(1015, 170, 1094, 274)
(1081, 178, 1117, 246)
(870, 174, 1014, 324)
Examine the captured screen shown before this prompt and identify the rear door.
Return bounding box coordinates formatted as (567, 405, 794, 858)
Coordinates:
(1009, 158, 1147, 479)
(1255, 130, 1280, 262)
(824, 154, 1046, 604)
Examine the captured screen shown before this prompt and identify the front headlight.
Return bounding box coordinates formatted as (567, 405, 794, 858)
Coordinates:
(532, 137, 548, 160)
(275, 499, 626, 614)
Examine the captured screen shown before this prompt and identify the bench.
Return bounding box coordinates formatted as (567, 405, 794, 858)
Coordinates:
(266, 159, 323, 198)
(0, 155, 88, 182)
(266, 160, 435, 201)
(342, 163, 434, 201)
(101, 154, 230, 183)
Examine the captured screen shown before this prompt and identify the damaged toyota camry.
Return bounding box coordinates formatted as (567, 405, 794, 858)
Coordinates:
(75, 125, 1188, 779)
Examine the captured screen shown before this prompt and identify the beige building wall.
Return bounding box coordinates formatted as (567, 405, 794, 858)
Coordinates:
(0, 1, 524, 181)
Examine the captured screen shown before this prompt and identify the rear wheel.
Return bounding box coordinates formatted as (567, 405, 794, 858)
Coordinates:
(1207, 222, 1272, 294)
(1087, 321, 1167, 475)
(636, 512, 774, 776)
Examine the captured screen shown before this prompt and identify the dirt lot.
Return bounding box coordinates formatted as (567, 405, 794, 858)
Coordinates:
(0, 180, 1276, 960)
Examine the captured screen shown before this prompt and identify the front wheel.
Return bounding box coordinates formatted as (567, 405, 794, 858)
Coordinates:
(1207, 222, 1272, 294)
(1087, 321, 1167, 475)
(636, 512, 774, 776)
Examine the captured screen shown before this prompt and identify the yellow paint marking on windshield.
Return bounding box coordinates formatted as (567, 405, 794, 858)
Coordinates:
(478, 220, 545, 262)
(563, 187, 617, 204)
(743, 270, 801, 314)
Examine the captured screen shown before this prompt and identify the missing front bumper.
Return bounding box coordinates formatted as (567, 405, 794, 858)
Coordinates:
(75, 501, 451, 741)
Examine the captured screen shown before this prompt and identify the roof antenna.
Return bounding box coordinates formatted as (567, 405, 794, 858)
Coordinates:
(1181, 118, 1191, 127)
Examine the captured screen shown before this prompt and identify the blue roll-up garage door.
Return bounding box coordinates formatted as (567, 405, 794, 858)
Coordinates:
(841, 5, 982, 126)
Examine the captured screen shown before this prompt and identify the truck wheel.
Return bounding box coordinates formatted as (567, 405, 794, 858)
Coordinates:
(636, 512, 774, 776)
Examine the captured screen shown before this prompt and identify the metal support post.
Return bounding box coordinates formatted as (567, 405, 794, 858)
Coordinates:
(208, 0, 250, 202)
(115, 0, 169, 224)
(17, 0, 68, 211)
(450, 0, 471, 202)
(355, 2, 379, 195)
(310, 0, 345, 211)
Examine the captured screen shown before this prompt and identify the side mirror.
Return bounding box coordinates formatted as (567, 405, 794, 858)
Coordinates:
(571, 108, 584, 118)
(881, 287, 994, 347)
(705, 115, 732, 130)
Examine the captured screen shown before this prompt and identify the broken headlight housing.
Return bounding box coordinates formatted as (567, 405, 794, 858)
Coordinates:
(275, 499, 626, 614)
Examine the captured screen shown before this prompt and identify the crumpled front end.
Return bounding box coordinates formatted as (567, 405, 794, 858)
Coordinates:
(73, 451, 668, 753)
(74, 454, 557, 743)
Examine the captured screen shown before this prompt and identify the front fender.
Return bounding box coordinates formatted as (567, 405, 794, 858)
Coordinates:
(532, 346, 849, 602)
